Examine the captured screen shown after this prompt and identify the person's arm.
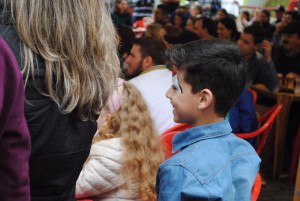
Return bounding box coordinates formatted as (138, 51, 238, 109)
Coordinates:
(76, 140, 124, 198)
(156, 165, 211, 201)
(238, 89, 258, 133)
(260, 40, 280, 92)
(0, 37, 31, 201)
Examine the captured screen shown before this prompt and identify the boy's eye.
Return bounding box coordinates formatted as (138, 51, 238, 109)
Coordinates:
(172, 74, 182, 94)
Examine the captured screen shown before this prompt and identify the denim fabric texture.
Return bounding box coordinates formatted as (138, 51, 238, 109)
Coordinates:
(156, 120, 261, 201)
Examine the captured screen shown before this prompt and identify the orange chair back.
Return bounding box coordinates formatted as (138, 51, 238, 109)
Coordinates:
(251, 173, 262, 201)
(236, 104, 282, 155)
(248, 88, 258, 104)
(160, 124, 192, 159)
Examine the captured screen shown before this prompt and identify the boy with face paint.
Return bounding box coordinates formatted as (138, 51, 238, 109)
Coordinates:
(156, 39, 261, 201)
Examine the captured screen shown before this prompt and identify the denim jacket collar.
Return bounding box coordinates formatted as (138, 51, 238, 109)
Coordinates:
(172, 120, 232, 153)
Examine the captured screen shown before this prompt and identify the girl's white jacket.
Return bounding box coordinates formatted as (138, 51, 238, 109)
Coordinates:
(76, 137, 141, 201)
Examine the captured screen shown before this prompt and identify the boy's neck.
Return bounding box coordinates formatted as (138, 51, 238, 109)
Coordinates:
(193, 114, 225, 127)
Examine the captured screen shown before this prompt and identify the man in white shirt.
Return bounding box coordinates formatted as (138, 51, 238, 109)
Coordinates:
(125, 37, 176, 134)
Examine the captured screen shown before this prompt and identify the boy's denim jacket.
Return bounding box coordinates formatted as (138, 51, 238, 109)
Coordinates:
(156, 120, 261, 201)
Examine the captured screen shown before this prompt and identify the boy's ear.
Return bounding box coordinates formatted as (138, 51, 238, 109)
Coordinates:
(197, 89, 214, 110)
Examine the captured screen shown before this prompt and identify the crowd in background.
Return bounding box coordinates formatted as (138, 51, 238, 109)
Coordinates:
(1, 0, 300, 201)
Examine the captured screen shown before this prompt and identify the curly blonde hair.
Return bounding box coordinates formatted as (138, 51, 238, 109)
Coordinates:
(8, 0, 120, 120)
(97, 82, 163, 201)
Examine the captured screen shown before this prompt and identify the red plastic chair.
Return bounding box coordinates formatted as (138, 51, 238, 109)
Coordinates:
(160, 124, 192, 159)
(236, 104, 282, 156)
(160, 124, 262, 201)
(251, 173, 262, 201)
(248, 88, 257, 104)
(162, 123, 192, 134)
(289, 124, 300, 183)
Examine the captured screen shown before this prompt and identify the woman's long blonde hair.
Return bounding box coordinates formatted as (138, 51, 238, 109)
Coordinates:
(97, 82, 163, 201)
(9, 0, 120, 119)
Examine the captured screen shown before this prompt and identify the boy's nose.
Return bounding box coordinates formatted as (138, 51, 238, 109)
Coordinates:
(166, 87, 173, 99)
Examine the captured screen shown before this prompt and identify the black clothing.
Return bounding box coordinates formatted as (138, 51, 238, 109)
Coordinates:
(246, 52, 279, 91)
(0, 25, 97, 201)
(272, 46, 300, 76)
(112, 11, 133, 27)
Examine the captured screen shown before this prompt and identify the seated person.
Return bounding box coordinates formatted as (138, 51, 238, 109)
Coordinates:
(125, 37, 176, 134)
(156, 39, 261, 200)
(238, 24, 279, 92)
(229, 88, 258, 145)
(272, 22, 300, 76)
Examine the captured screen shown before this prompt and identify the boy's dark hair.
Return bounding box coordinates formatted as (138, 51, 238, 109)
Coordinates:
(133, 37, 167, 65)
(243, 24, 265, 45)
(197, 17, 217, 37)
(166, 39, 247, 116)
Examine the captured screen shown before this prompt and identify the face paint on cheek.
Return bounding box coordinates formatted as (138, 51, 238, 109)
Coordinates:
(172, 74, 183, 94)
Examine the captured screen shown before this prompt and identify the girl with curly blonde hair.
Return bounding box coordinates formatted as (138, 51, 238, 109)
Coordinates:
(76, 79, 163, 201)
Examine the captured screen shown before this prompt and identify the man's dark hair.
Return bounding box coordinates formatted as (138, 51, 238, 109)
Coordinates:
(244, 24, 265, 45)
(281, 22, 300, 37)
(166, 39, 247, 117)
(157, 4, 171, 16)
(285, 11, 299, 22)
(116, 25, 135, 58)
(197, 17, 217, 37)
(218, 8, 228, 17)
(261, 9, 271, 19)
(133, 37, 167, 65)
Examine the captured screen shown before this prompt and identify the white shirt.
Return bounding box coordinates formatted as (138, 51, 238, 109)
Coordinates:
(129, 66, 176, 135)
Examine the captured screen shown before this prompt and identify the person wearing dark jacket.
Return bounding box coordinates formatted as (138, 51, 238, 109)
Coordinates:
(112, 0, 133, 27)
(0, 1, 120, 201)
(0, 37, 31, 201)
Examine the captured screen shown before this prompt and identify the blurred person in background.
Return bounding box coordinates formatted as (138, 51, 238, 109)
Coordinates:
(189, 2, 203, 18)
(236, 10, 251, 32)
(272, 22, 300, 76)
(132, 0, 154, 23)
(154, 4, 172, 26)
(273, 5, 285, 25)
(259, 9, 275, 41)
(217, 17, 240, 42)
(116, 25, 135, 71)
(216, 8, 228, 20)
(237, 24, 279, 92)
(273, 11, 299, 46)
(112, 0, 133, 27)
(195, 16, 217, 40)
